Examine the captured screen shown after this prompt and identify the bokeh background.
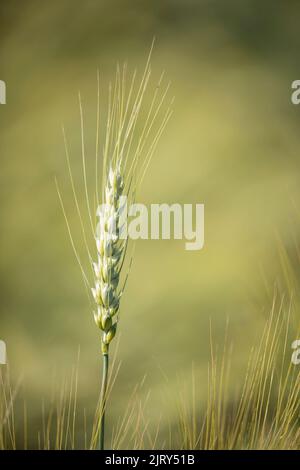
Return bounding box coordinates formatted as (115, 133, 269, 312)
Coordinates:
(1, 0, 300, 447)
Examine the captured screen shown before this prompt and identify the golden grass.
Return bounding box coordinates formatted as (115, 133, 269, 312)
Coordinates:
(178, 297, 299, 450)
(0, 292, 298, 450)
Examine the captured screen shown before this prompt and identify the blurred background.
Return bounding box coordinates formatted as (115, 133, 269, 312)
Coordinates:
(1, 0, 300, 447)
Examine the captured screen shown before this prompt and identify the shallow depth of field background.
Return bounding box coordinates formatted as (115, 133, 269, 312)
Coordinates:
(1, 0, 300, 446)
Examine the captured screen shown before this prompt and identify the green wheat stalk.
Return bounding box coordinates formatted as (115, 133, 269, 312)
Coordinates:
(57, 45, 172, 450)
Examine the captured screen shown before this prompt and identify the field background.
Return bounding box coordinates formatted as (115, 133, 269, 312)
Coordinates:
(0, 0, 299, 448)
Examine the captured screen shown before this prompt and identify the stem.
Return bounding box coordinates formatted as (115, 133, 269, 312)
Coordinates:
(99, 351, 109, 450)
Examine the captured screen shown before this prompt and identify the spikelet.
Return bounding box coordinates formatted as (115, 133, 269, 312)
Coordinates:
(92, 165, 125, 354)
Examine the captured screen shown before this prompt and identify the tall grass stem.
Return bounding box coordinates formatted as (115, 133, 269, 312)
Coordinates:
(99, 352, 109, 450)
